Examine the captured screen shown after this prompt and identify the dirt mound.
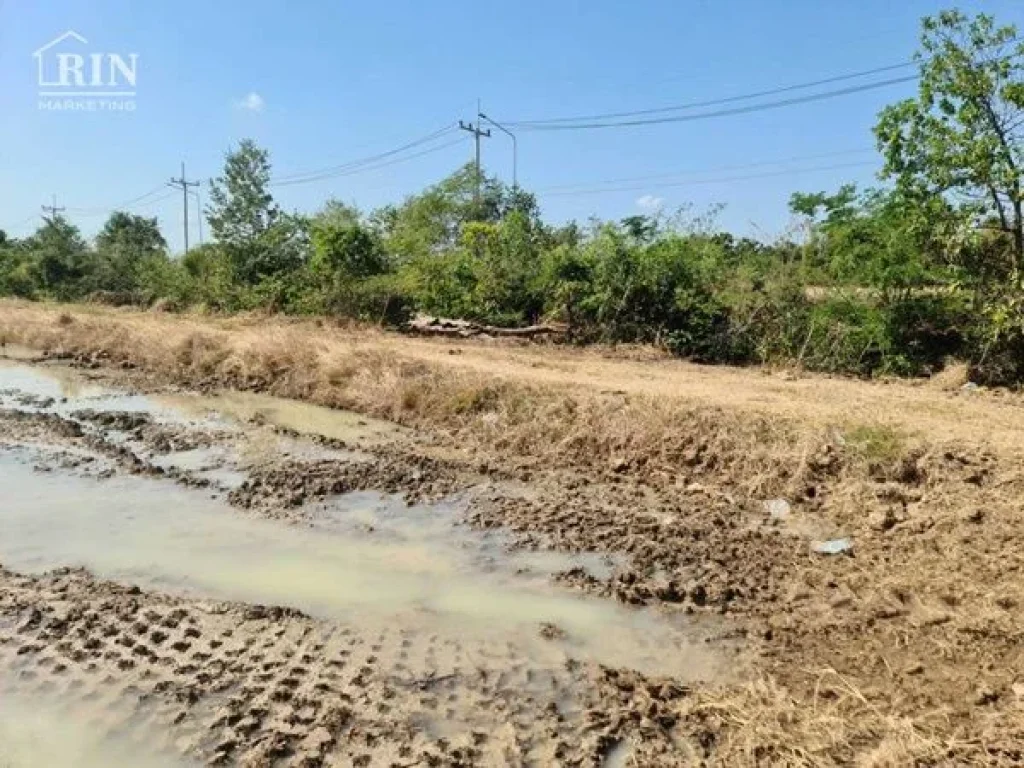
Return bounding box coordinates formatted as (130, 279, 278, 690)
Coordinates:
(229, 453, 462, 512)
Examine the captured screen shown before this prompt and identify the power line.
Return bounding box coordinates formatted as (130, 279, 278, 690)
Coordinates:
(64, 190, 177, 218)
(539, 160, 878, 197)
(5, 212, 40, 233)
(509, 62, 916, 127)
(503, 37, 1023, 131)
(271, 134, 468, 188)
(66, 185, 169, 215)
(270, 123, 458, 186)
(507, 75, 918, 132)
(536, 147, 877, 193)
(479, 112, 518, 189)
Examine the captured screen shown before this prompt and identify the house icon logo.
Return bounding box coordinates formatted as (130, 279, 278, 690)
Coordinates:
(34, 30, 138, 112)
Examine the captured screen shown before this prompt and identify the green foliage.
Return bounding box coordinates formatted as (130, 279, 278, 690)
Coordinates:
(179, 244, 238, 310)
(845, 424, 907, 464)
(6, 10, 1024, 387)
(206, 139, 302, 283)
(310, 217, 386, 280)
(25, 216, 92, 300)
(0, 241, 38, 299)
(790, 185, 954, 296)
(875, 9, 1024, 268)
(91, 211, 169, 297)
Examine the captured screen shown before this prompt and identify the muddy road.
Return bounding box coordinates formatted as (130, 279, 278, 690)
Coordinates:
(0, 353, 736, 767)
(3, 302, 1024, 766)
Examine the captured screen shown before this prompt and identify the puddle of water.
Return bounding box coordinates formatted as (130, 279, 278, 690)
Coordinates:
(0, 452, 719, 679)
(150, 446, 222, 472)
(0, 361, 391, 455)
(158, 390, 403, 446)
(0, 686, 188, 768)
(149, 447, 249, 490)
(0, 359, 725, 679)
(0, 344, 45, 362)
(0, 360, 201, 424)
(0, 359, 107, 402)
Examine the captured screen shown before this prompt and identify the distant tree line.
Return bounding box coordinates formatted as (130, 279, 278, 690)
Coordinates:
(3, 10, 1023, 383)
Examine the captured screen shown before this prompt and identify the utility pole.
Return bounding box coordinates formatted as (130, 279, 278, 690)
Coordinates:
(168, 162, 200, 254)
(41, 194, 65, 222)
(459, 100, 491, 210)
(478, 112, 518, 191)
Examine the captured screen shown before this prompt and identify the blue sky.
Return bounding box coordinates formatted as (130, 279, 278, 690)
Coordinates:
(2, 0, 1022, 252)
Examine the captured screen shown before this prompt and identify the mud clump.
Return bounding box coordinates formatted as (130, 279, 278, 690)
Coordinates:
(70, 408, 153, 431)
(0, 409, 85, 441)
(472, 488, 798, 614)
(229, 453, 462, 512)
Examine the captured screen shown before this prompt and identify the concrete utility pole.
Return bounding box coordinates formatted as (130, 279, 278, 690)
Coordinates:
(41, 194, 65, 222)
(478, 112, 518, 191)
(168, 162, 200, 254)
(459, 100, 491, 209)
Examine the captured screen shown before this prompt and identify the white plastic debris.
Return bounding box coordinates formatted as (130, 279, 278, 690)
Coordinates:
(813, 538, 853, 555)
(764, 499, 791, 521)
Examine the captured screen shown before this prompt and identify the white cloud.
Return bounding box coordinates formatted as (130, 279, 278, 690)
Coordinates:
(233, 91, 265, 112)
(635, 194, 664, 211)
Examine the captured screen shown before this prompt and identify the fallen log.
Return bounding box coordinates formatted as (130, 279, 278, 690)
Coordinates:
(405, 315, 566, 339)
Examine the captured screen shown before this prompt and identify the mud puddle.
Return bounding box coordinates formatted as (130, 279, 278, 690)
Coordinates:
(160, 390, 403, 446)
(0, 358, 205, 424)
(0, 358, 728, 682)
(0, 450, 719, 680)
(0, 354, 741, 765)
(0, 682, 188, 768)
(0, 358, 399, 449)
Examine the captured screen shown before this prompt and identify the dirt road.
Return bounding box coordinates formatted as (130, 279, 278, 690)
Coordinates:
(1, 301, 1023, 765)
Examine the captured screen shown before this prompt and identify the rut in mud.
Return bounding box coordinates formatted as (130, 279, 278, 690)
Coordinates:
(0, 355, 736, 767)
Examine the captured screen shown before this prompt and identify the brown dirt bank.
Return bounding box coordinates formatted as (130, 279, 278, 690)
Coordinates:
(2, 300, 1024, 764)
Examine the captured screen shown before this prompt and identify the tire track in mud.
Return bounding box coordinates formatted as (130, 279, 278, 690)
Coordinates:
(0, 567, 679, 766)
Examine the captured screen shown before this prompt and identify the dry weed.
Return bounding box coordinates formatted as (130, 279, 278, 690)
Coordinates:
(929, 358, 971, 391)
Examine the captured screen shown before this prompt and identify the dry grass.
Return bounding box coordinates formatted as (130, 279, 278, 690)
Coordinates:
(1, 301, 1019, 519)
(0, 300, 948, 494)
(928, 358, 971, 391)
(4, 300, 1022, 459)
(680, 673, 995, 767)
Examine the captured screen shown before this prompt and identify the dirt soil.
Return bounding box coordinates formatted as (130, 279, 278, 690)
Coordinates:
(1, 300, 1024, 766)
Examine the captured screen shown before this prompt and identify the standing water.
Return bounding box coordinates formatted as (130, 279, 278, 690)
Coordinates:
(0, 357, 725, 681)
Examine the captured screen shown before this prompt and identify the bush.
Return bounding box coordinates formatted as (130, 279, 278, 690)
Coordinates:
(320, 273, 413, 325)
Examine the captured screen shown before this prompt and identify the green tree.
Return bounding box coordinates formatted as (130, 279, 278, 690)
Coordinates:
(96, 212, 166, 255)
(310, 221, 385, 280)
(875, 10, 1024, 270)
(26, 216, 92, 300)
(0, 236, 37, 298)
(93, 212, 168, 295)
(206, 139, 293, 282)
(380, 164, 541, 261)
